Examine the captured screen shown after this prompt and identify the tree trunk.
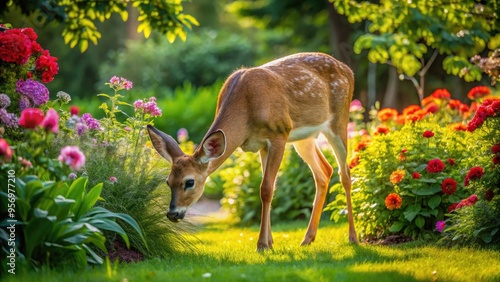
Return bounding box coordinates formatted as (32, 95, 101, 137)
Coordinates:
(126, 4, 141, 41)
(382, 66, 400, 109)
(326, 0, 353, 66)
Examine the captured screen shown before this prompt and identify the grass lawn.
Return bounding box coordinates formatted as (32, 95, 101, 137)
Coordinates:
(4, 218, 500, 282)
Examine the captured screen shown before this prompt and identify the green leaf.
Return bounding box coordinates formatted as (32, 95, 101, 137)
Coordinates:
(412, 184, 441, 195)
(389, 221, 404, 232)
(403, 204, 421, 222)
(415, 216, 425, 229)
(428, 195, 441, 210)
(76, 183, 103, 219)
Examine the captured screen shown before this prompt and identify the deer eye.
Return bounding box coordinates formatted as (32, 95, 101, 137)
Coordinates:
(185, 179, 195, 190)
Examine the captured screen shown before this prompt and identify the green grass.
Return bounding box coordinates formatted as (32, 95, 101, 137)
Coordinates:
(4, 219, 500, 282)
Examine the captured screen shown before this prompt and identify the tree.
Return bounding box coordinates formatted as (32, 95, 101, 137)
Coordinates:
(0, 0, 199, 52)
(332, 0, 499, 102)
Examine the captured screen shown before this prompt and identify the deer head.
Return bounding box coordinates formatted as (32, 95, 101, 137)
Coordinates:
(147, 125, 226, 222)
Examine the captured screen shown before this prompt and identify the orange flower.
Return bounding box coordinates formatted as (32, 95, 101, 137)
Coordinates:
(385, 193, 403, 210)
(354, 141, 369, 152)
(377, 108, 399, 122)
(390, 169, 406, 184)
(402, 105, 421, 116)
(421, 96, 435, 106)
(449, 123, 467, 131)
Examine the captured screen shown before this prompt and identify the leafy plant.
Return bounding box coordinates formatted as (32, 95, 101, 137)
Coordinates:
(441, 97, 500, 245)
(0, 175, 145, 270)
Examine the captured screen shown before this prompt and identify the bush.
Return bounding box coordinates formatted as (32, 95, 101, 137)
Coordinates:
(98, 29, 256, 92)
(441, 97, 500, 245)
(217, 143, 340, 225)
(47, 77, 195, 258)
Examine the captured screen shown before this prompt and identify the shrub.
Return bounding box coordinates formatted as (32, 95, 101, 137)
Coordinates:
(0, 106, 146, 271)
(441, 97, 500, 245)
(48, 77, 195, 258)
(218, 143, 339, 225)
(98, 29, 256, 92)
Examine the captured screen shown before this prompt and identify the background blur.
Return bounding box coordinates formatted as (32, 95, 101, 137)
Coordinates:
(1, 0, 494, 142)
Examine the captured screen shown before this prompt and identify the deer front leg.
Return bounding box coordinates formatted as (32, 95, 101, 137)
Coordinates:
(257, 139, 286, 251)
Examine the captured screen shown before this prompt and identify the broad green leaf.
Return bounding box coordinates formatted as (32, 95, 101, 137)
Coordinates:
(428, 195, 441, 210)
(403, 204, 421, 222)
(76, 183, 103, 219)
(415, 216, 425, 229)
(389, 221, 404, 232)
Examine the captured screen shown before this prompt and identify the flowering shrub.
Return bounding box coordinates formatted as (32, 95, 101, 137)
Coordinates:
(324, 86, 495, 240)
(0, 25, 58, 129)
(440, 97, 500, 245)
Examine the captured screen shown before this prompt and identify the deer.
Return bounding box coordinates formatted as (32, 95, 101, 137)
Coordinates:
(147, 52, 359, 251)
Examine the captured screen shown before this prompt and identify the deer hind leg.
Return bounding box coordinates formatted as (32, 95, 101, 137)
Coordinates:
(293, 138, 333, 245)
(257, 138, 286, 251)
(323, 128, 359, 244)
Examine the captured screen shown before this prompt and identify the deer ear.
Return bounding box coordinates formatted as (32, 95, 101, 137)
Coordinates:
(147, 125, 184, 163)
(195, 130, 226, 164)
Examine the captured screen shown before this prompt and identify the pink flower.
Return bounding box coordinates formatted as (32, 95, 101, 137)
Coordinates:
(177, 128, 189, 143)
(58, 146, 86, 170)
(349, 99, 363, 112)
(110, 76, 120, 85)
(19, 108, 44, 129)
(0, 138, 13, 162)
(435, 220, 446, 233)
(40, 108, 59, 133)
(109, 176, 117, 183)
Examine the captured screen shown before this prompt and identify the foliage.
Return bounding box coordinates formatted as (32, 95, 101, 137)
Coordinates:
(326, 88, 485, 240)
(332, 0, 499, 99)
(471, 49, 500, 86)
(441, 97, 500, 245)
(48, 77, 195, 258)
(217, 144, 339, 225)
(0, 176, 145, 270)
(154, 81, 222, 143)
(0, 0, 199, 52)
(98, 29, 256, 92)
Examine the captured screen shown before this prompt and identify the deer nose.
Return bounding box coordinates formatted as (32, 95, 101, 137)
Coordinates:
(166, 210, 184, 222)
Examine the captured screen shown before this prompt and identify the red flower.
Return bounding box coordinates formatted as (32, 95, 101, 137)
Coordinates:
(385, 193, 403, 210)
(19, 108, 45, 129)
(431, 89, 451, 100)
(424, 102, 439, 114)
(447, 158, 456, 166)
(0, 139, 13, 162)
(441, 178, 457, 195)
(349, 156, 359, 169)
(399, 149, 408, 161)
(412, 172, 421, 179)
(0, 28, 32, 64)
(426, 158, 445, 173)
(375, 125, 390, 135)
(448, 203, 458, 213)
(377, 108, 398, 122)
(467, 86, 490, 100)
(40, 108, 59, 133)
(464, 166, 484, 186)
(492, 155, 500, 165)
(491, 144, 500, 154)
(70, 106, 80, 116)
(485, 189, 494, 201)
(456, 195, 479, 209)
(422, 130, 434, 138)
(35, 50, 59, 83)
(354, 141, 369, 152)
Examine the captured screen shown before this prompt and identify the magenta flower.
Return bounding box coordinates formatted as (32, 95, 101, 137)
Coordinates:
(58, 146, 86, 170)
(436, 220, 446, 233)
(40, 108, 59, 133)
(109, 176, 117, 183)
(109, 76, 120, 85)
(81, 113, 100, 130)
